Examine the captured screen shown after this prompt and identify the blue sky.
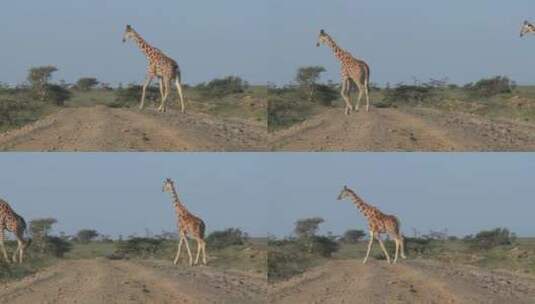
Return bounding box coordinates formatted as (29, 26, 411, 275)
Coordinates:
(0, 153, 533, 238)
(2, 1, 535, 86)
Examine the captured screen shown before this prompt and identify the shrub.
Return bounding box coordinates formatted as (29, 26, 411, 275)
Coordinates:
(195, 76, 248, 99)
(294, 217, 324, 239)
(298, 236, 339, 257)
(312, 83, 338, 106)
(340, 229, 366, 244)
(206, 228, 248, 249)
(405, 237, 435, 255)
(113, 84, 158, 107)
(42, 236, 72, 258)
(466, 227, 516, 250)
(76, 77, 99, 91)
(295, 66, 326, 102)
(45, 84, 71, 106)
(464, 76, 515, 98)
(115, 237, 166, 258)
(76, 229, 99, 243)
(383, 84, 435, 104)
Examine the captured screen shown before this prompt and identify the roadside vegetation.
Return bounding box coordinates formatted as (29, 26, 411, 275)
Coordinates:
(0, 224, 266, 283)
(0, 67, 266, 133)
(267, 217, 534, 283)
(267, 68, 535, 131)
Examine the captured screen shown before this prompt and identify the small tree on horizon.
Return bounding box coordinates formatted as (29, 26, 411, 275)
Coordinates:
(295, 66, 326, 102)
(27, 66, 58, 101)
(341, 229, 366, 244)
(76, 77, 99, 91)
(294, 217, 325, 239)
(76, 229, 99, 243)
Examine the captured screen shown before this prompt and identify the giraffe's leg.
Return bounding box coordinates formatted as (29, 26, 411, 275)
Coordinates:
(194, 239, 202, 265)
(400, 235, 407, 259)
(363, 231, 374, 264)
(183, 236, 194, 266)
(0, 230, 10, 263)
(377, 235, 392, 264)
(355, 82, 363, 112)
(340, 79, 352, 115)
(393, 238, 399, 264)
(201, 241, 207, 265)
(173, 236, 184, 265)
(12, 239, 21, 263)
(139, 76, 153, 110)
(159, 78, 165, 103)
(158, 79, 170, 113)
(175, 77, 185, 113)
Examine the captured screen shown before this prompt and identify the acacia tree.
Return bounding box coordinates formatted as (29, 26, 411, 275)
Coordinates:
(295, 66, 326, 101)
(27, 66, 58, 101)
(341, 229, 366, 244)
(76, 77, 99, 91)
(76, 229, 99, 243)
(29, 218, 58, 253)
(294, 217, 324, 239)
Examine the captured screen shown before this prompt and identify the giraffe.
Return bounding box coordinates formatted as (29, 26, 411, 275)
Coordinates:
(337, 185, 406, 264)
(317, 29, 371, 115)
(520, 21, 535, 37)
(0, 199, 31, 264)
(123, 25, 185, 113)
(162, 178, 207, 266)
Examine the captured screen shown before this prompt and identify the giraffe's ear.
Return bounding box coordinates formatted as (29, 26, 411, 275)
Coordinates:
(343, 185, 348, 190)
(126, 24, 132, 30)
(320, 29, 325, 35)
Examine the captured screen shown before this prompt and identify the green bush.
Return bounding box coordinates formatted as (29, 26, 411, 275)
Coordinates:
(76, 77, 99, 91)
(206, 228, 248, 250)
(45, 84, 71, 106)
(195, 76, 248, 98)
(340, 229, 366, 244)
(114, 237, 166, 258)
(466, 227, 516, 250)
(464, 76, 515, 98)
(312, 83, 338, 106)
(113, 84, 159, 107)
(42, 236, 72, 258)
(383, 84, 435, 104)
(298, 236, 339, 257)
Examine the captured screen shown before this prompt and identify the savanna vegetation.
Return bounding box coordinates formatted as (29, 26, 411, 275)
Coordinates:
(267, 217, 535, 283)
(267, 65, 535, 131)
(0, 224, 266, 283)
(0, 66, 266, 133)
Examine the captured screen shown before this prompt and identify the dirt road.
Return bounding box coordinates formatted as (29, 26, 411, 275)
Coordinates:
(0, 105, 266, 151)
(269, 259, 535, 304)
(269, 107, 535, 151)
(0, 258, 267, 304)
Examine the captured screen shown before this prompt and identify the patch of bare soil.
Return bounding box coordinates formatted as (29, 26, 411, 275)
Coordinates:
(268, 259, 535, 304)
(269, 106, 535, 151)
(0, 105, 267, 151)
(0, 258, 267, 304)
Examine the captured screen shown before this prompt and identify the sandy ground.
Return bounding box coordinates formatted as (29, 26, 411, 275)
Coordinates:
(0, 258, 267, 304)
(0, 105, 267, 151)
(269, 259, 535, 304)
(269, 107, 535, 151)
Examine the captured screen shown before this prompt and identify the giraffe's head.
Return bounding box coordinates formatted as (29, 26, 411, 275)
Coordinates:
(162, 178, 174, 193)
(316, 29, 329, 47)
(337, 185, 351, 201)
(520, 21, 535, 38)
(123, 24, 136, 43)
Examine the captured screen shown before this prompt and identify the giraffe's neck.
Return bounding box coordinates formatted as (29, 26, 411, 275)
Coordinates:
(169, 184, 189, 218)
(324, 34, 347, 62)
(131, 31, 159, 60)
(347, 189, 373, 216)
